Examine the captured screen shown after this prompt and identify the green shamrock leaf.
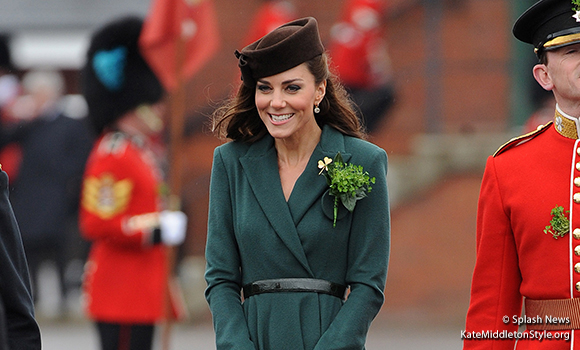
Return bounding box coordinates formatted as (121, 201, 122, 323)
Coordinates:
(544, 206, 570, 239)
(318, 152, 375, 227)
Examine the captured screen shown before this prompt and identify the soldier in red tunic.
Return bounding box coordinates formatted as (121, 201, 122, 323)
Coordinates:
(464, 0, 580, 349)
(327, 0, 395, 133)
(242, 0, 296, 46)
(79, 16, 187, 350)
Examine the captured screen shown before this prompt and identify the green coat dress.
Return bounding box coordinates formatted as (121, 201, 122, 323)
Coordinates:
(205, 125, 390, 350)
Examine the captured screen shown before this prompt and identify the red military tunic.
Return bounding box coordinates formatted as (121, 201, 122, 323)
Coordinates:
(80, 131, 168, 324)
(464, 107, 580, 349)
(327, 0, 388, 89)
(241, 1, 296, 46)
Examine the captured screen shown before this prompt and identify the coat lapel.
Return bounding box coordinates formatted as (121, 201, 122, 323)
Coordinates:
(239, 136, 313, 275)
(287, 126, 351, 226)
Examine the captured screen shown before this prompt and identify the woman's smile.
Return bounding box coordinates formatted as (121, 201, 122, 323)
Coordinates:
(269, 113, 294, 124)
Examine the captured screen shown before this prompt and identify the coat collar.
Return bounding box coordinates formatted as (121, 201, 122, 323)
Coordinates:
(239, 125, 351, 275)
(287, 125, 351, 223)
(554, 105, 580, 140)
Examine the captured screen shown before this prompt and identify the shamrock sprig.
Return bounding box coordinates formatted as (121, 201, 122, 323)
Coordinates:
(544, 206, 570, 239)
(318, 152, 375, 227)
(573, 0, 580, 22)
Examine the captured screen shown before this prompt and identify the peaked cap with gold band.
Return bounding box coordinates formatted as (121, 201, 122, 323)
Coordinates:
(513, 0, 580, 54)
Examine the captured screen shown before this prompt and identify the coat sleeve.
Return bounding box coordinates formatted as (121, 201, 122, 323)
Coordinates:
(463, 156, 522, 350)
(314, 148, 390, 350)
(205, 147, 257, 350)
(0, 170, 41, 350)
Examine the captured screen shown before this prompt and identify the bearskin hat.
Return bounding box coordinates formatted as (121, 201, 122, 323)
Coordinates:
(82, 16, 164, 133)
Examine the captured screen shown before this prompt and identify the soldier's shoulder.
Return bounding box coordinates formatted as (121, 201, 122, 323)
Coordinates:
(493, 122, 552, 157)
(96, 132, 129, 154)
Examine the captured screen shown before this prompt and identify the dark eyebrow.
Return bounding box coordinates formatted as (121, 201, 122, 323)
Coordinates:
(256, 78, 304, 85)
(282, 78, 304, 85)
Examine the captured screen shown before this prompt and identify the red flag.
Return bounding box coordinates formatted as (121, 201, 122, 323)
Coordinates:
(139, 0, 220, 92)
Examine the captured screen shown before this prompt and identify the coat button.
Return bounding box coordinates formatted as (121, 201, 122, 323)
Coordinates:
(574, 228, 580, 240)
(577, 148, 580, 156)
(576, 282, 580, 292)
(575, 263, 580, 273)
(575, 246, 580, 256)
(575, 193, 580, 204)
(576, 177, 580, 187)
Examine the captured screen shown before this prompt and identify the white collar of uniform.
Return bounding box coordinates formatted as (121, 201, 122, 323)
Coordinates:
(555, 104, 580, 140)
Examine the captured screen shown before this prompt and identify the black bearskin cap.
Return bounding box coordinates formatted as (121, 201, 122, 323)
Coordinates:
(82, 16, 164, 133)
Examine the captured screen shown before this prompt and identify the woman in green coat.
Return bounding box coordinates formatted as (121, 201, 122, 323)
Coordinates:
(205, 17, 390, 350)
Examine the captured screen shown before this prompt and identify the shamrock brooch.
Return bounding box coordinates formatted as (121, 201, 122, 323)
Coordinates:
(318, 152, 375, 227)
(544, 206, 570, 239)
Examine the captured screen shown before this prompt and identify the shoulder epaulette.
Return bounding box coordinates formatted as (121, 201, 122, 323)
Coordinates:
(493, 121, 553, 157)
(97, 132, 129, 155)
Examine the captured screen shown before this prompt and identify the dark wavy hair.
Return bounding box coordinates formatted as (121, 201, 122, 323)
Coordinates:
(212, 53, 366, 142)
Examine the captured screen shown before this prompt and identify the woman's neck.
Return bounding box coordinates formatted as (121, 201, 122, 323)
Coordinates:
(276, 125, 322, 201)
(275, 126, 322, 168)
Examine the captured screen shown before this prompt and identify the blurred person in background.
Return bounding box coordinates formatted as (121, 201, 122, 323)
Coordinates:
(464, 0, 580, 348)
(0, 34, 19, 121)
(0, 166, 41, 349)
(79, 16, 187, 350)
(0, 68, 94, 318)
(242, 0, 296, 45)
(327, 0, 396, 133)
(206, 17, 390, 350)
(0, 34, 23, 180)
(0, 42, 42, 344)
(0, 38, 41, 349)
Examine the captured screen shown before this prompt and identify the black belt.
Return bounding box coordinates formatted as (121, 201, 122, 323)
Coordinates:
(242, 278, 347, 300)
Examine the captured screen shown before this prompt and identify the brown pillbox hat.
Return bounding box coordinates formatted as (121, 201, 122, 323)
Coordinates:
(235, 17, 324, 87)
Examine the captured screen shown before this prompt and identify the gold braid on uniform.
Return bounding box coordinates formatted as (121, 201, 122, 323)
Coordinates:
(554, 109, 580, 140)
(493, 122, 552, 157)
(493, 109, 580, 157)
